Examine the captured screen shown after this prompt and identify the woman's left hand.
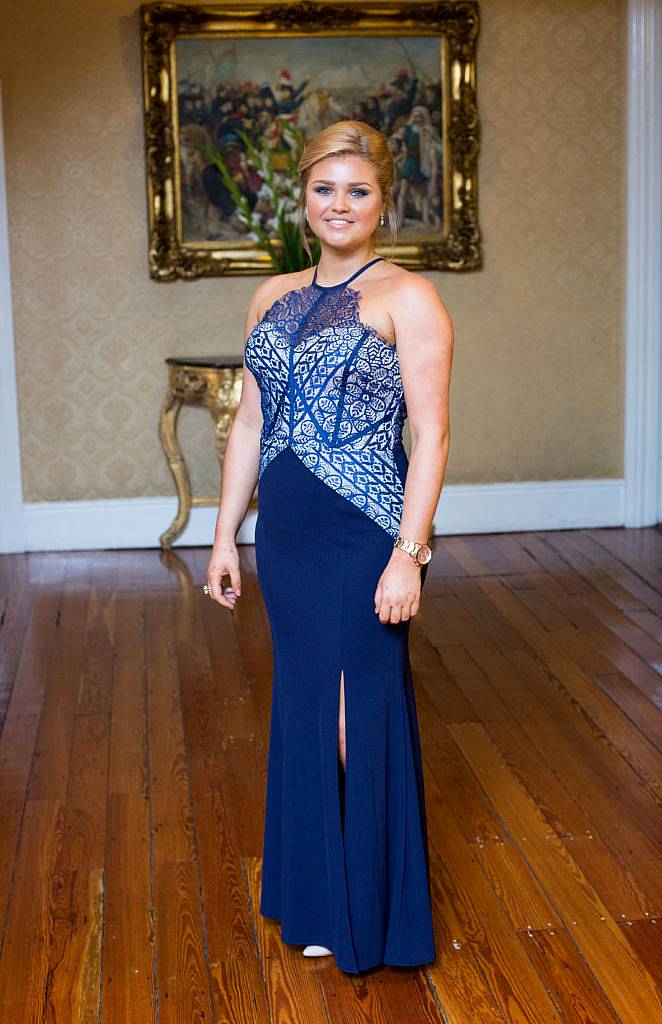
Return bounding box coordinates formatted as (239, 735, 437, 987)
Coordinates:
(374, 548, 422, 624)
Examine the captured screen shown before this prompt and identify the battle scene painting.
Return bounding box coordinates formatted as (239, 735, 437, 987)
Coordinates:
(175, 35, 446, 244)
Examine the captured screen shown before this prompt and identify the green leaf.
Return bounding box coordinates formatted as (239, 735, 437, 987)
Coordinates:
(198, 134, 318, 273)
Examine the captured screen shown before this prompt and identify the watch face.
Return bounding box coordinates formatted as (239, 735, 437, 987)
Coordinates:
(417, 544, 432, 564)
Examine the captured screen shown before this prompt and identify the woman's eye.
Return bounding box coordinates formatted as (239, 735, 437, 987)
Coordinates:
(313, 187, 369, 197)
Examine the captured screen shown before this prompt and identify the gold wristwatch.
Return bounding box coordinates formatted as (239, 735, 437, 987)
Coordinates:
(394, 535, 433, 566)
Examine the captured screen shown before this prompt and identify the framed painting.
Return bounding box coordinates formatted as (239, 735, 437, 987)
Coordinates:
(140, 0, 481, 279)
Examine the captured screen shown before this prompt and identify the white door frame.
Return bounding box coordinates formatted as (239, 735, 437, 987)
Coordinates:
(0, 81, 25, 553)
(624, 0, 662, 526)
(1, 3, 661, 552)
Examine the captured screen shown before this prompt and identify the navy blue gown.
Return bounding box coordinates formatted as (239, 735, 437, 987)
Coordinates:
(244, 256, 435, 973)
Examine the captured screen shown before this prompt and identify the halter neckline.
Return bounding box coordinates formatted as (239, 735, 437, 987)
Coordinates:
(311, 256, 384, 290)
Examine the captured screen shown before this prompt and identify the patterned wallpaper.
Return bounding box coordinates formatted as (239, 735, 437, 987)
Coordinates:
(0, 0, 625, 502)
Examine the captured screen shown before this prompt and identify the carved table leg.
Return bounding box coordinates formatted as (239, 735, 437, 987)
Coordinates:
(159, 389, 192, 548)
(206, 367, 259, 509)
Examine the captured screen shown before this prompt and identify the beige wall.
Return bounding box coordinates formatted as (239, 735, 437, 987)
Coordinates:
(1, 0, 626, 503)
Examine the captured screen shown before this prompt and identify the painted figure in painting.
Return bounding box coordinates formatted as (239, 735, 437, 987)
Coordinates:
(175, 37, 445, 242)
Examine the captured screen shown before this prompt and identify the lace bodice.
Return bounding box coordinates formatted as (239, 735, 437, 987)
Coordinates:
(244, 256, 407, 538)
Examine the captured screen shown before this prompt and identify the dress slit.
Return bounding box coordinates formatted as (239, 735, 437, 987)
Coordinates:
(338, 670, 346, 834)
(322, 659, 360, 969)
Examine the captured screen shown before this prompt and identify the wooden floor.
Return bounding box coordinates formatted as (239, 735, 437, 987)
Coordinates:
(0, 528, 660, 1023)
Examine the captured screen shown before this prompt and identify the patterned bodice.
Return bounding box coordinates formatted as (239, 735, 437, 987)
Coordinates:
(244, 256, 407, 538)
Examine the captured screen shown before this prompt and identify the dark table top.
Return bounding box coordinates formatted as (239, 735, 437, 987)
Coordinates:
(166, 356, 244, 369)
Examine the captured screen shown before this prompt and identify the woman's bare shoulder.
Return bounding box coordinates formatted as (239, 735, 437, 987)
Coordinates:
(382, 262, 451, 316)
(379, 261, 439, 296)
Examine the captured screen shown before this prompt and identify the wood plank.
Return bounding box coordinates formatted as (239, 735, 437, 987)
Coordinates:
(419, 587, 659, 857)
(101, 793, 155, 1021)
(245, 855, 329, 1024)
(467, 580, 662, 880)
(425, 840, 508, 1024)
(27, 585, 89, 801)
(0, 557, 103, 1021)
(0, 593, 61, 920)
(474, 840, 562, 932)
(424, 770, 562, 1024)
(172, 583, 257, 964)
(517, 570, 662, 709)
(416, 694, 509, 845)
(514, 700, 661, 905)
(423, 538, 469, 592)
(474, 716, 593, 837)
(510, 701, 661, 902)
(466, 573, 662, 793)
(577, 587, 662, 672)
(559, 832, 658, 921)
(626, 607, 662, 644)
(76, 588, 117, 717)
(153, 860, 214, 1023)
(209, 955, 271, 1024)
(520, 926, 621, 1024)
(0, 799, 65, 1019)
(145, 591, 214, 1022)
(545, 529, 662, 614)
(616, 917, 662, 991)
(101, 579, 156, 1022)
(42, 711, 108, 1022)
(0, 553, 31, 730)
(313, 957, 391, 1024)
(593, 670, 662, 751)
(373, 965, 447, 1024)
(480, 534, 543, 575)
(441, 537, 502, 577)
(410, 623, 477, 725)
(145, 593, 195, 863)
(447, 721, 661, 1024)
(505, 534, 586, 588)
(417, 582, 659, 920)
(197, 544, 274, 761)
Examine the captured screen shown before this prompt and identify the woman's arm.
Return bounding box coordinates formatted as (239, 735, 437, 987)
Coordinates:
(206, 279, 277, 609)
(374, 274, 454, 624)
(212, 375, 262, 547)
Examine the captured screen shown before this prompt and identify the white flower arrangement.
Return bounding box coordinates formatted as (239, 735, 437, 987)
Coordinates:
(201, 123, 320, 272)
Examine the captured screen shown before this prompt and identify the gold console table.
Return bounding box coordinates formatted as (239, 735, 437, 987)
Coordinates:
(158, 356, 256, 548)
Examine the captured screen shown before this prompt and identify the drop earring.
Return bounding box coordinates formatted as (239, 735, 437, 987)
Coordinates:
(379, 211, 385, 226)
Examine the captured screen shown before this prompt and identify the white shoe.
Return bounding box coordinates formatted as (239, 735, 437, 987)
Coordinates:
(303, 944, 333, 957)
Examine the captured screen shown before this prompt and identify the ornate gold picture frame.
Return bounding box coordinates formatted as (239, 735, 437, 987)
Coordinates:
(140, 0, 481, 280)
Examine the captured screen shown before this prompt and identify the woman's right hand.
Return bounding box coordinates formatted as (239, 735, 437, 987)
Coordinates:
(206, 542, 241, 610)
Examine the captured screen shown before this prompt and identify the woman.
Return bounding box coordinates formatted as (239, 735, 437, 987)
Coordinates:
(206, 120, 453, 973)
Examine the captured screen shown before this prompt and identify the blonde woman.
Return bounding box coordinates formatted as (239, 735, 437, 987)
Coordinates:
(206, 120, 453, 973)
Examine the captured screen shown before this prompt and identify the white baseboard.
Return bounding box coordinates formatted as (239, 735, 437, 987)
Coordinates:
(18, 497, 258, 553)
(4, 477, 624, 553)
(430, 478, 623, 535)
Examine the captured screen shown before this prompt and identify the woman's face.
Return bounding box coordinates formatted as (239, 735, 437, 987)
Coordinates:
(305, 155, 383, 250)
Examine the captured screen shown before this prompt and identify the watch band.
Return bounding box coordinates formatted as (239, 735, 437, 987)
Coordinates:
(394, 536, 423, 557)
(394, 535, 433, 566)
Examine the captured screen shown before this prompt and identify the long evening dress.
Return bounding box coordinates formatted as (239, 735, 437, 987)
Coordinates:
(243, 256, 436, 974)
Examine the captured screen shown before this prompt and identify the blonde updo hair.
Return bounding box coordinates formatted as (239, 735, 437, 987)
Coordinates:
(297, 119, 399, 261)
